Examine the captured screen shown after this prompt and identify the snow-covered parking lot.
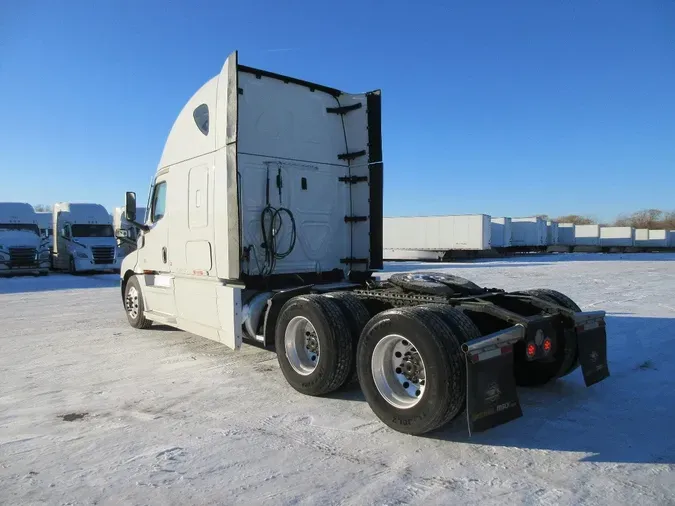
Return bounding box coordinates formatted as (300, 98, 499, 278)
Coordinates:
(1, 253, 674, 505)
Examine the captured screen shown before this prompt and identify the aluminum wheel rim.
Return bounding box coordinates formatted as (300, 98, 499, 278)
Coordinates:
(371, 334, 427, 409)
(284, 316, 320, 376)
(126, 286, 139, 319)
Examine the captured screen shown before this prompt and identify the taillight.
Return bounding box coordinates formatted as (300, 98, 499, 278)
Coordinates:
(542, 337, 552, 353)
(526, 342, 536, 358)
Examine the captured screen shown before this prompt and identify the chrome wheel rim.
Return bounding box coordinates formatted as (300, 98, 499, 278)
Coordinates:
(126, 286, 139, 319)
(371, 334, 426, 409)
(284, 316, 320, 376)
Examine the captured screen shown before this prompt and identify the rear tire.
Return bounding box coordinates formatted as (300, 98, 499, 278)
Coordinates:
(275, 294, 353, 396)
(514, 289, 581, 386)
(124, 275, 152, 329)
(416, 304, 482, 345)
(324, 291, 371, 385)
(357, 306, 465, 435)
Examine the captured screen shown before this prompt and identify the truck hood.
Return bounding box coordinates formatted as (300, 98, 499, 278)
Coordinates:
(0, 230, 41, 249)
(71, 237, 117, 248)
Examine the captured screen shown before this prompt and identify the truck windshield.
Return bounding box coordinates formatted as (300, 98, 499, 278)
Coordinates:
(0, 223, 40, 235)
(71, 224, 114, 237)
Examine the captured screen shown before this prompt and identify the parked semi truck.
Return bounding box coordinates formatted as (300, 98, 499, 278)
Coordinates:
(119, 51, 609, 435)
(53, 203, 121, 274)
(0, 203, 50, 276)
(113, 206, 147, 258)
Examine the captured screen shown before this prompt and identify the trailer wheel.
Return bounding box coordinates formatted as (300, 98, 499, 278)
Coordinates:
(357, 306, 464, 435)
(275, 294, 353, 396)
(514, 289, 581, 386)
(389, 272, 484, 296)
(124, 275, 152, 329)
(324, 291, 371, 385)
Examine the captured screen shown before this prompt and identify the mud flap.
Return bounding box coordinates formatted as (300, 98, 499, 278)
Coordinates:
(574, 311, 610, 387)
(462, 325, 525, 435)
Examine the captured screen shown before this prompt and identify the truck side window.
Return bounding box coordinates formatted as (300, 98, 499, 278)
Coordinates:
(151, 182, 167, 223)
(193, 104, 209, 136)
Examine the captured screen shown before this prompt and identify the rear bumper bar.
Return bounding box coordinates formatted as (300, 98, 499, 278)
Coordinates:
(460, 309, 609, 434)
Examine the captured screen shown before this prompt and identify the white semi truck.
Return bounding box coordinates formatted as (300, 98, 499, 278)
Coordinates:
(113, 206, 147, 258)
(0, 203, 50, 276)
(52, 203, 121, 274)
(119, 51, 609, 436)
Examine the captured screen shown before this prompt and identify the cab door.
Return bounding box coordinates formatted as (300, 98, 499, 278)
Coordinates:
(140, 174, 176, 317)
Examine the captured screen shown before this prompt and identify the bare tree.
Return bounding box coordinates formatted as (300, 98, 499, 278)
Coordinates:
(554, 215, 595, 225)
(614, 209, 664, 229)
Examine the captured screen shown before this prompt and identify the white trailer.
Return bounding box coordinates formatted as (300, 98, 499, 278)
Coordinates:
(647, 230, 668, 248)
(558, 223, 576, 246)
(574, 225, 601, 246)
(635, 229, 650, 247)
(546, 221, 559, 245)
(0, 203, 50, 276)
(490, 217, 512, 248)
(113, 206, 147, 258)
(511, 217, 546, 247)
(383, 249, 445, 261)
(35, 211, 53, 239)
(52, 203, 121, 274)
(117, 51, 610, 437)
(383, 215, 491, 252)
(599, 227, 634, 247)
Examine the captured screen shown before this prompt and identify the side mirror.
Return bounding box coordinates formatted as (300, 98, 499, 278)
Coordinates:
(125, 192, 137, 222)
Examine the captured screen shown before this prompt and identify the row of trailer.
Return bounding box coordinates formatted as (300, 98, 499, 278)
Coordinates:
(384, 215, 675, 260)
(0, 202, 146, 276)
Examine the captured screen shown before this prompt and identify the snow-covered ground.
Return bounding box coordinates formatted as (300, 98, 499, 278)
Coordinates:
(1, 254, 674, 505)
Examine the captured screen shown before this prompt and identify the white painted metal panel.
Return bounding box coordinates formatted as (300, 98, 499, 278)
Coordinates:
(647, 229, 668, 247)
(511, 217, 546, 246)
(574, 225, 600, 246)
(558, 223, 575, 246)
(383, 249, 444, 261)
(635, 228, 649, 246)
(383, 215, 491, 251)
(600, 227, 634, 247)
(490, 217, 512, 247)
(546, 221, 559, 245)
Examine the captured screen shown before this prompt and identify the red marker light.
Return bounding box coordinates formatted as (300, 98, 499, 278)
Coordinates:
(526, 342, 536, 358)
(543, 337, 552, 353)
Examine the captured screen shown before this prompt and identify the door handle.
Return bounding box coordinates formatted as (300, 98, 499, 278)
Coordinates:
(162, 247, 167, 264)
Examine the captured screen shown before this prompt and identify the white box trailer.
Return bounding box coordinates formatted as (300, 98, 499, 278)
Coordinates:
(115, 50, 610, 437)
(574, 225, 600, 246)
(635, 229, 649, 246)
(647, 229, 668, 248)
(511, 217, 546, 246)
(490, 217, 512, 248)
(383, 215, 491, 251)
(0, 203, 50, 275)
(53, 203, 121, 273)
(546, 221, 559, 245)
(599, 227, 634, 247)
(383, 249, 445, 261)
(558, 223, 576, 246)
(113, 206, 147, 257)
(35, 211, 53, 239)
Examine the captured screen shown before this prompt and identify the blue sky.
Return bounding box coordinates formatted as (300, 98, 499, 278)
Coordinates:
(1, 0, 673, 222)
